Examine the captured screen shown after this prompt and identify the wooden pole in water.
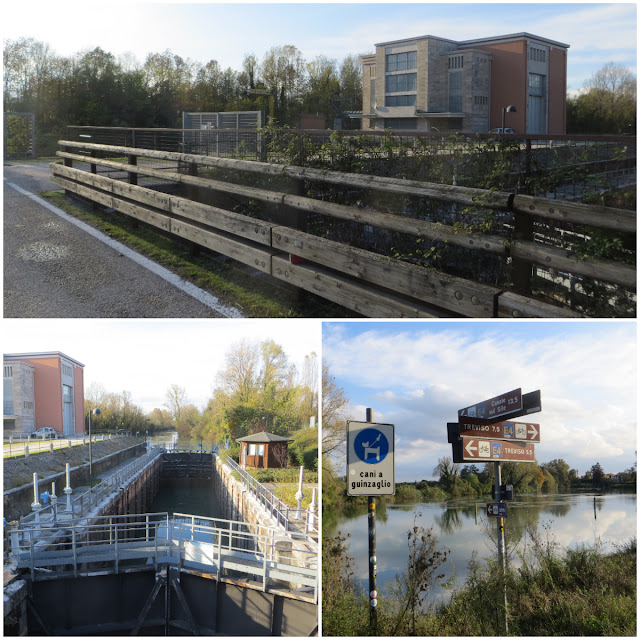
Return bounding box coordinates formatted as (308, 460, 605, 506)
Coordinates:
(366, 407, 378, 636)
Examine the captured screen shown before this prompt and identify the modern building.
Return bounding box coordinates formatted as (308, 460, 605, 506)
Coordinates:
(3, 352, 85, 437)
(361, 32, 569, 134)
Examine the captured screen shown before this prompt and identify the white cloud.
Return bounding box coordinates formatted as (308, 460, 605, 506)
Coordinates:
(325, 322, 636, 480)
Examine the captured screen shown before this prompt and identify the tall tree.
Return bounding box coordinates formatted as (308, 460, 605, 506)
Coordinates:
(164, 384, 188, 424)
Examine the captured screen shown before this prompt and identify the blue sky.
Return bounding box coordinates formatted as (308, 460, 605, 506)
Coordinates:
(323, 320, 637, 481)
(3, 2, 636, 94)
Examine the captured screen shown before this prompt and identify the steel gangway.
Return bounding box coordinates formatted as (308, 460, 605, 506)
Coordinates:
(6, 512, 318, 603)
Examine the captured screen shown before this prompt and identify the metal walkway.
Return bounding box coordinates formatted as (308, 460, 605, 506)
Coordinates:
(7, 512, 318, 603)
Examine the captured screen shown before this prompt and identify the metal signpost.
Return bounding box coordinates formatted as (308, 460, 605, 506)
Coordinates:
(347, 411, 395, 636)
(450, 388, 542, 635)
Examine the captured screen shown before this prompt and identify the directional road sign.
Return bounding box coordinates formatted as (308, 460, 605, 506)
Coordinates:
(347, 421, 395, 496)
(458, 389, 542, 423)
(458, 389, 522, 421)
(452, 437, 536, 463)
(457, 418, 541, 443)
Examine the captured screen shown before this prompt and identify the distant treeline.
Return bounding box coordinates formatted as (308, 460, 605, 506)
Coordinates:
(3, 37, 363, 154)
(323, 457, 637, 515)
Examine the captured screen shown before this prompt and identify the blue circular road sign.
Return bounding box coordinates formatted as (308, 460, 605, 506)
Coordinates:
(354, 428, 389, 464)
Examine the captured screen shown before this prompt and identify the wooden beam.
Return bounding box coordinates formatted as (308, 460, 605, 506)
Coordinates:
(497, 291, 584, 318)
(270, 255, 453, 318)
(512, 194, 636, 233)
(271, 228, 500, 317)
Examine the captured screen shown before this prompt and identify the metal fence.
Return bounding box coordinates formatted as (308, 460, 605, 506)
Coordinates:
(7, 511, 318, 601)
(3, 432, 131, 458)
(222, 456, 319, 538)
(15, 448, 162, 529)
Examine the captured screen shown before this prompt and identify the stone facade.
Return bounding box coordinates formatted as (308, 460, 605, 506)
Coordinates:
(3, 361, 35, 434)
(361, 32, 568, 134)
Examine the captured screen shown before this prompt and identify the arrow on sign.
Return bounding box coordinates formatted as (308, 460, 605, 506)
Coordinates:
(465, 440, 477, 456)
(528, 424, 538, 439)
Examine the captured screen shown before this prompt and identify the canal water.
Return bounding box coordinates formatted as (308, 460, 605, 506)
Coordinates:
(147, 433, 222, 519)
(326, 492, 636, 605)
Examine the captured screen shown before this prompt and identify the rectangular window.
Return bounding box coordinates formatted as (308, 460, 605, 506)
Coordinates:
(448, 55, 464, 70)
(3, 378, 14, 414)
(386, 50, 417, 72)
(528, 73, 545, 96)
(3, 365, 12, 378)
(386, 73, 417, 93)
(529, 47, 547, 63)
(449, 70, 463, 112)
(385, 94, 417, 107)
(370, 78, 376, 112)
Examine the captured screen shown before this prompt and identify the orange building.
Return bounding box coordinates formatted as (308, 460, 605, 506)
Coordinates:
(361, 32, 569, 134)
(3, 351, 85, 437)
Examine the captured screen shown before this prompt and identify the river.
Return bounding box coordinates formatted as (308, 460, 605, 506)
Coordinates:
(326, 492, 636, 605)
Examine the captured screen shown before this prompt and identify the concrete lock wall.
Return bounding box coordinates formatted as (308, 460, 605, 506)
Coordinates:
(3, 443, 147, 522)
(212, 456, 315, 578)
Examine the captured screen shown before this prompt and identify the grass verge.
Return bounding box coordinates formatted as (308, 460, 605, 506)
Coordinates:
(41, 191, 350, 318)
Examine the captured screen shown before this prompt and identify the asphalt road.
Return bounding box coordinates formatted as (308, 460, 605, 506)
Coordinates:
(3, 162, 242, 318)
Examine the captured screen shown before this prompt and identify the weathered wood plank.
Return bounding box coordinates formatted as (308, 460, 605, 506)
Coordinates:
(497, 292, 584, 318)
(55, 154, 507, 255)
(52, 162, 274, 246)
(271, 228, 500, 317)
(270, 255, 453, 318)
(51, 174, 173, 233)
(281, 194, 507, 255)
(512, 194, 636, 233)
(169, 219, 276, 273)
(57, 140, 513, 209)
(511, 240, 636, 289)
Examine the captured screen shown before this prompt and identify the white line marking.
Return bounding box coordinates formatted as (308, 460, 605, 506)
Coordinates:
(6, 182, 244, 318)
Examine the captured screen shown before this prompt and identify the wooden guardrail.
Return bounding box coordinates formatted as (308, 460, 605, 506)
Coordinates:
(51, 140, 636, 318)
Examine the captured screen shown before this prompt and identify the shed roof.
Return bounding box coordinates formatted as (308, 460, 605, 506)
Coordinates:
(236, 431, 293, 443)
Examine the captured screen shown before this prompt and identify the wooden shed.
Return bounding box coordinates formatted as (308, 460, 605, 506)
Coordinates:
(237, 431, 293, 469)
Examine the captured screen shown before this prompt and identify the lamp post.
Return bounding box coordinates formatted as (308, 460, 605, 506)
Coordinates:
(87, 407, 101, 487)
(501, 105, 517, 133)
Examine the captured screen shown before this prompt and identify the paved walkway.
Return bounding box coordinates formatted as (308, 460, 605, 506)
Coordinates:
(4, 162, 242, 318)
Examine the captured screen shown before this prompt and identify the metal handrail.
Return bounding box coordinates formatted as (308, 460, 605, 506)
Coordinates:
(222, 456, 318, 537)
(8, 512, 318, 602)
(17, 449, 162, 528)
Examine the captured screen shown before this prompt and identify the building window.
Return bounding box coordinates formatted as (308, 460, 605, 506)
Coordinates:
(62, 363, 73, 377)
(386, 95, 417, 107)
(5, 420, 16, 430)
(449, 70, 463, 112)
(529, 47, 547, 63)
(386, 51, 417, 72)
(370, 78, 376, 112)
(386, 72, 417, 93)
(248, 444, 265, 456)
(474, 96, 488, 106)
(448, 55, 464, 70)
(529, 73, 545, 96)
(384, 118, 418, 130)
(4, 365, 12, 378)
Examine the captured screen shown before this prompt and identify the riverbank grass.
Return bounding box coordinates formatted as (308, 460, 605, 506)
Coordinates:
(322, 528, 637, 636)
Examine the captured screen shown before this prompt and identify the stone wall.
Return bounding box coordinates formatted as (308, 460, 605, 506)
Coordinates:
(3, 443, 146, 521)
